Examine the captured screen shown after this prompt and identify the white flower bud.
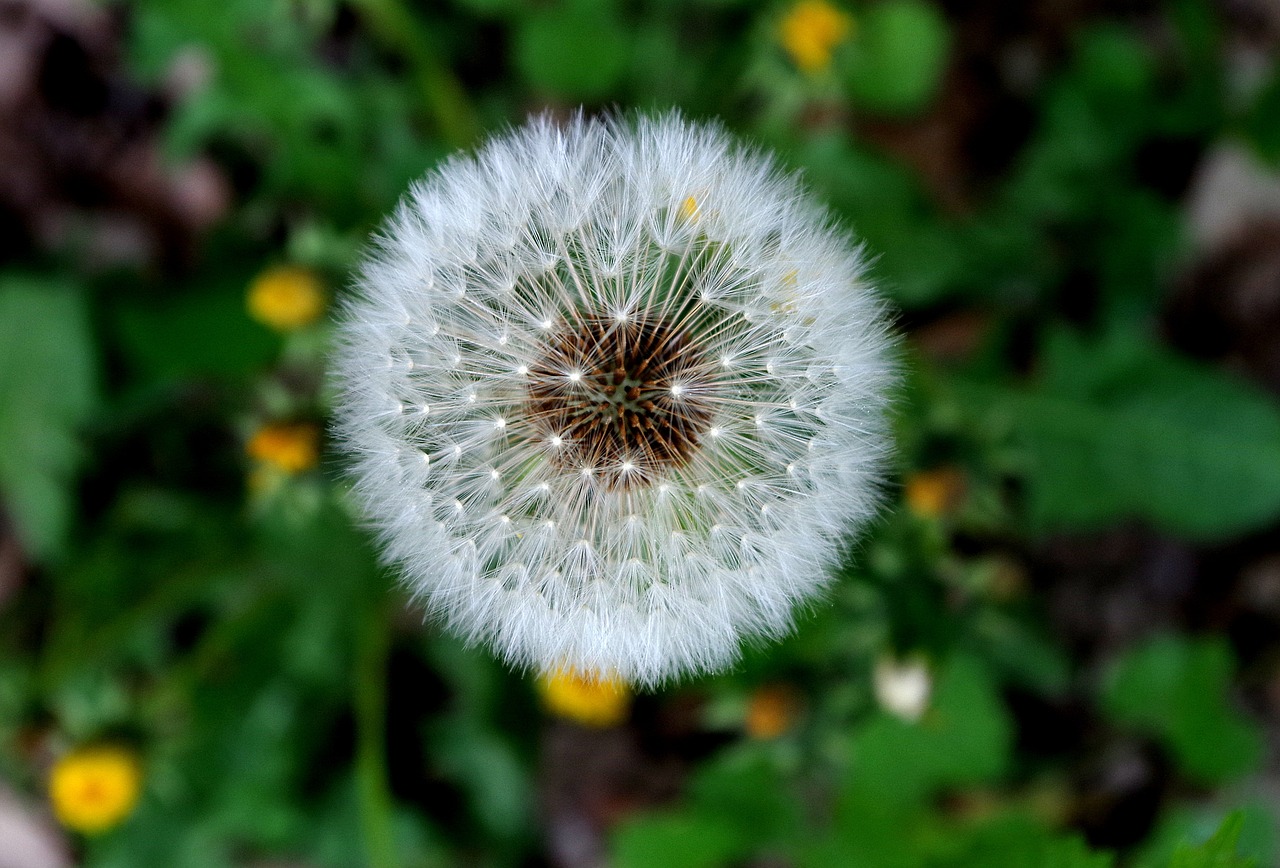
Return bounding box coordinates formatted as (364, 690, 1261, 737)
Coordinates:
(874, 656, 932, 722)
(333, 112, 895, 686)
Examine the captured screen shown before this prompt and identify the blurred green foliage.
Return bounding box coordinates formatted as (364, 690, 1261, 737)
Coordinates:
(0, 278, 97, 560)
(840, 0, 949, 115)
(1, 0, 1279, 866)
(1103, 636, 1263, 784)
(949, 327, 1280, 537)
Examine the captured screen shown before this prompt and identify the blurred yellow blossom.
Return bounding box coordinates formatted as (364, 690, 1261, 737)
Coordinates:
(779, 0, 853, 74)
(247, 265, 326, 331)
(904, 466, 966, 518)
(49, 745, 142, 834)
(247, 422, 320, 474)
(745, 683, 801, 739)
(679, 195, 701, 222)
(538, 668, 631, 727)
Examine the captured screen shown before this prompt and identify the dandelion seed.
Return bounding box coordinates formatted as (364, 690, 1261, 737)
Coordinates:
(333, 112, 894, 686)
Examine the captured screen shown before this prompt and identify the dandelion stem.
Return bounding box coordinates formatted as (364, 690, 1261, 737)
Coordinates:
(355, 599, 397, 868)
(347, 0, 480, 149)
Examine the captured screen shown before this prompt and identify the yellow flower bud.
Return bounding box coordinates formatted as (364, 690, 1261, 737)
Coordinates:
(744, 683, 801, 739)
(873, 656, 932, 722)
(904, 466, 966, 518)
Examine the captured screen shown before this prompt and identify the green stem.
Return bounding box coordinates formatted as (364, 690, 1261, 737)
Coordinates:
(348, 0, 481, 150)
(355, 598, 397, 868)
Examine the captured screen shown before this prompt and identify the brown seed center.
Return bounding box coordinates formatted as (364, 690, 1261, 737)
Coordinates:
(526, 315, 715, 490)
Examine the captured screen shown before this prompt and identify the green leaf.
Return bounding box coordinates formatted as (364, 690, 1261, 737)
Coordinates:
(113, 279, 277, 380)
(845, 655, 1012, 807)
(802, 810, 919, 868)
(930, 816, 1114, 868)
(610, 746, 799, 868)
(1141, 804, 1276, 868)
(426, 717, 532, 840)
(842, 0, 950, 115)
(951, 328, 1280, 539)
(798, 136, 962, 307)
(515, 6, 630, 100)
(613, 812, 742, 868)
(1073, 25, 1156, 106)
(685, 746, 803, 845)
(1167, 814, 1258, 868)
(0, 277, 98, 560)
(449, 0, 518, 15)
(1244, 70, 1280, 164)
(1102, 636, 1263, 783)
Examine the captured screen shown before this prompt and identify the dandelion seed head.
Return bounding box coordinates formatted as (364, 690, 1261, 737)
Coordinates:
(334, 112, 895, 686)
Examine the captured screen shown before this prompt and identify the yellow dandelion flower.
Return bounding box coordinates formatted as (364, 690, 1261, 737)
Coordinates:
(247, 265, 326, 331)
(779, 0, 853, 74)
(247, 422, 320, 474)
(904, 466, 966, 518)
(537, 668, 631, 727)
(744, 683, 801, 739)
(49, 745, 142, 835)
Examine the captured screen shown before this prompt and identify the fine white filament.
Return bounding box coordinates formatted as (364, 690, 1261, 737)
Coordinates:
(334, 113, 894, 686)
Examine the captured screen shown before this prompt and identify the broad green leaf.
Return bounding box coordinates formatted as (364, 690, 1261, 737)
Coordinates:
(450, 0, 518, 14)
(1073, 25, 1155, 105)
(113, 280, 277, 379)
(799, 136, 962, 307)
(951, 328, 1280, 539)
(804, 789, 922, 868)
(972, 609, 1072, 694)
(844, 655, 1011, 808)
(928, 816, 1114, 868)
(1167, 814, 1258, 868)
(685, 746, 803, 845)
(426, 717, 532, 840)
(613, 812, 742, 868)
(610, 746, 799, 868)
(842, 0, 950, 116)
(1246, 70, 1280, 164)
(515, 7, 630, 100)
(1141, 804, 1276, 868)
(1103, 636, 1262, 783)
(0, 278, 98, 560)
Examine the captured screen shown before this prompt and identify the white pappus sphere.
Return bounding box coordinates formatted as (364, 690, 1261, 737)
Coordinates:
(333, 112, 895, 686)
